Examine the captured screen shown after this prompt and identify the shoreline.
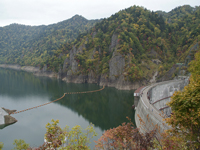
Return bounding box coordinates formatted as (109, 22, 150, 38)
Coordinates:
(0, 64, 58, 77)
(0, 64, 145, 91)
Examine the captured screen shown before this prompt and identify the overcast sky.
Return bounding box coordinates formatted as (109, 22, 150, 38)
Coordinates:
(0, 0, 199, 27)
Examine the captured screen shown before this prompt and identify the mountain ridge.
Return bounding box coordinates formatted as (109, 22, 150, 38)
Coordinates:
(0, 5, 200, 90)
(0, 14, 100, 65)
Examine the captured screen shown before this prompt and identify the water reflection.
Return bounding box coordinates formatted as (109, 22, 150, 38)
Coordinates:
(0, 68, 135, 149)
(0, 68, 48, 97)
(0, 124, 7, 129)
(55, 87, 135, 130)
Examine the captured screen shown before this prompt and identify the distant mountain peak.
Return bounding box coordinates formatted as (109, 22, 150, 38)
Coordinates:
(71, 14, 87, 20)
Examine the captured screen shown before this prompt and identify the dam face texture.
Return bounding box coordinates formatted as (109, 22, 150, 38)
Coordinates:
(148, 79, 189, 116)
(135, 78, 189, 137)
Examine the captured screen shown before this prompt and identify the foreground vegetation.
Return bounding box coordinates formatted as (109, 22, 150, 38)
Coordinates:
(162, 50, 200, 149)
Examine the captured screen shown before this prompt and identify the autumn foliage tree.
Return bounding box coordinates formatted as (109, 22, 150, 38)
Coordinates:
(95, 117, 156, 150)
(163, 49, 200, 149)
(12, 119, 97, 150)
(0, 143, 3, 150)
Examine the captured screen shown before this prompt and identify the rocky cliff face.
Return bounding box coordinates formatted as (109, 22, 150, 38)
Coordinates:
(109, 33, 118, 53)
(109, 50, 125, 80)
(60, 33, 147, 90)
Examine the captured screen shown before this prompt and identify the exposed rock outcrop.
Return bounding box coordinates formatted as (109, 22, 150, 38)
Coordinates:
(4, 115, 17, 125)
(60, 32, 149, 90)
(150, 71, 158, 83)
(34, 71, 57, 78)
(157, 64, 179, 82)
(62, 74, 88, 83)
(109, 50, 125, 81)
(0, 64, 21, 70)
(0, 64, 58, 78)
(2, 107, 17, 114)
(63, 46, 79, 75)
(152, 59, 162, 65)
(21, 66, 40, 72)
(109, 33, 118, 53)
(0, 107, 17, 127)
(60, 32, 146, 90)
(99, 74, 147, 90)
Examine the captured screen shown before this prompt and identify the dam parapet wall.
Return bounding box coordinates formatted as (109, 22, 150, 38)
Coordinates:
(135, 77, 189, 137)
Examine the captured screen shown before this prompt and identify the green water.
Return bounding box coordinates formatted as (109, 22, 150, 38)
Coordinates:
(0, 68, 135, 149)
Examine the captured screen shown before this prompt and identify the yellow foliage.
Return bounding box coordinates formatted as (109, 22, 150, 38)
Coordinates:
(164, 50, 200, 149)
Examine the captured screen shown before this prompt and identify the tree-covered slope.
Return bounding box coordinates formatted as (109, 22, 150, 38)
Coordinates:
(156, 5, 197, 21)
(0, 5, 200, 87)
(0, 15, 100, 65)
(46, 5, 200, 84)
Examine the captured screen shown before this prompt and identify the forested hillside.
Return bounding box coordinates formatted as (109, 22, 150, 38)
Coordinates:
(0, 5, 200, 89)
(48, 5, 200, 86)
(0, 15, 100, 65)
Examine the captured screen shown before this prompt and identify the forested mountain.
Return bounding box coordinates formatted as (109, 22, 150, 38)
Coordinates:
(0, 5, 200, 89)
(0, 15, 100, 65)
(156, 5, 198, 21)
(46, 5, 200, 86)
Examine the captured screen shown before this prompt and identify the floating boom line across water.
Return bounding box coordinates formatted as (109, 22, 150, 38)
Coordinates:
(11, 86, 105, 115)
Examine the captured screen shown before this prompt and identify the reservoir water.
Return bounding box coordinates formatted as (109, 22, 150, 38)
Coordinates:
(0, 68, 134, 149)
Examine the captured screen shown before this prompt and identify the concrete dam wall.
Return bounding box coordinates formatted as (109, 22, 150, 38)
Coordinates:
(134, 78, 189, 137)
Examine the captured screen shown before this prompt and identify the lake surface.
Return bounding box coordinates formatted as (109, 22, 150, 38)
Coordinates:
(0, 68, 135, 149)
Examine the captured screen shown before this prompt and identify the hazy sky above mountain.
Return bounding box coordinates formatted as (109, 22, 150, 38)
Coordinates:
(0, 0, 199, 27)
